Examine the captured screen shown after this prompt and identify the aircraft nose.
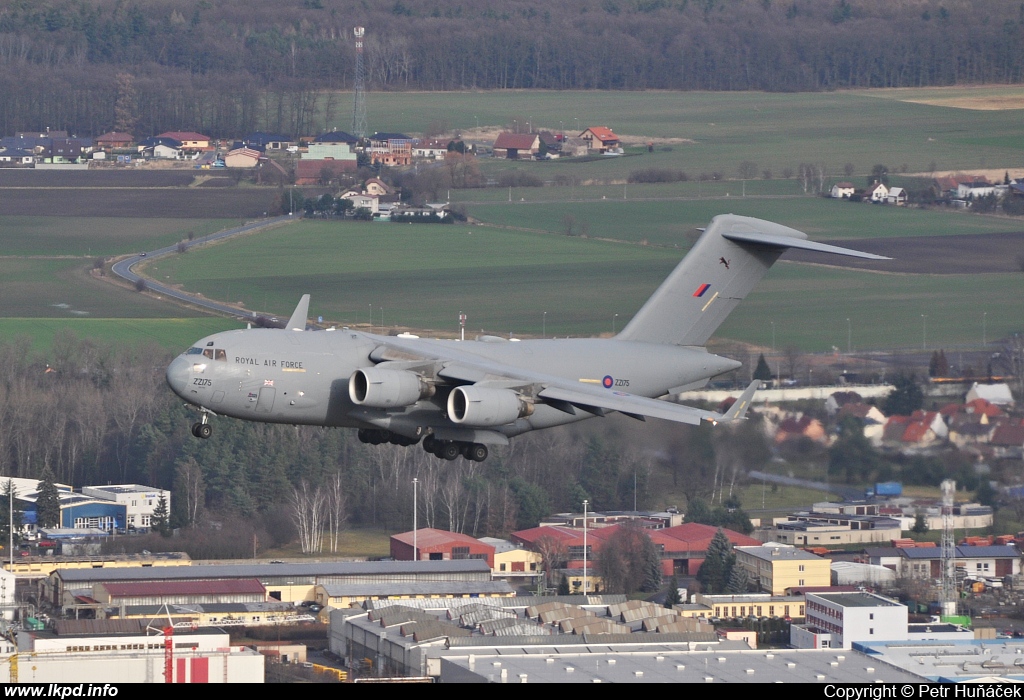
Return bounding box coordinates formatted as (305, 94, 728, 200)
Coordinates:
(166, 355, 190, 398)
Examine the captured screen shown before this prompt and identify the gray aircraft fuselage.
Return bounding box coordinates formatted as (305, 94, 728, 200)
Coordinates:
(166, 328, 739, 441)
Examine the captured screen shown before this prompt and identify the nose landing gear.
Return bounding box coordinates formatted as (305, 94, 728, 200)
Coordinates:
(190, 409, 213, 439)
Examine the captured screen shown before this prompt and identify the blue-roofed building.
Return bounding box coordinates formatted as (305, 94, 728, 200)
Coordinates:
(244, 132, 292, 150)
(865, 544, 1020, 579)
(18, 491, 125, 532)
(314, 130, 359, 145)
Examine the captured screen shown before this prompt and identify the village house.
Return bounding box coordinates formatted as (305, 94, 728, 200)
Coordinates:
(966, 382, 1014, 406)
(369, 132, 412, 166)
(830, 182, 855, 199)
(866, 181, 888, 203)
(885, 186, 908, 205)
(491, 132, 540, 160)
(579, 126, 620, 154)
(224, 148, 261, 168)
(94, 132, 134, 149)
(157, 131, 212, 153)
(411, 139, 449, 160)
(0, 148, 35, 166)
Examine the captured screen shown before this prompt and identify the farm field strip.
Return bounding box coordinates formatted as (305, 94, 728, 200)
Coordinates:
(0, 317, 240, 353)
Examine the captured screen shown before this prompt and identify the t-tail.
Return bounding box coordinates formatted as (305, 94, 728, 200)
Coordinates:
(616, 214, 889, 346)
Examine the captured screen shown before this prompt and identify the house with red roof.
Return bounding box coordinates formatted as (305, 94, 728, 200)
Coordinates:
(774, 414, 828, 445)
(882, 411, 947, 448)
(513, 521, 759, 577)
(579, 126, 620, 153)
(94, 132, 134, 149)
(391, 528, 494, 568)
(492, 132, 540, 159)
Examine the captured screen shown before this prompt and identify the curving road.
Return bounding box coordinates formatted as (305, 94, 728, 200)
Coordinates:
(111, 215, 298, 321)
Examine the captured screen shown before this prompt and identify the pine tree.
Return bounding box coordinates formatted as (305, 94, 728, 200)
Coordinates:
(697, 529, 735, 594)
(664, 574, 682, 609)
(726, 564, 750, 593)
(0, 480, 23, 543)
(558, 574, 570, 596)
(152, 494, 170, 536)
(35, 467, 61, 530)
(753, 353, 772, 381)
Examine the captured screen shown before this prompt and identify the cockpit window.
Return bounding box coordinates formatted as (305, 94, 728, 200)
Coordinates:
(203, 349, 214, 359)
(215, 349, 226, 361)
(186, 347, 204, 355)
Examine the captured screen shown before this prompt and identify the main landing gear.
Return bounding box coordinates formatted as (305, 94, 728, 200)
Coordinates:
(422, 435, 488, 463)
(190, 410, 212, 439)
(356, 429, 489, 462)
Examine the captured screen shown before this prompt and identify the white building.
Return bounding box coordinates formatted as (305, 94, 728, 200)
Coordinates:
(791, 591, 907, 649)
(10, 625, 262, 683)
(81, 484, 170, 530)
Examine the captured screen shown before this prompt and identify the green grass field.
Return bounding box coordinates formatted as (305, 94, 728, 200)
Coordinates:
(0, 217, 234, 256)
(150, 218, 1024, 351)
(359, 88, 1024, 179)
(6, 86, 1024, 351)
(0, 258, 210, 319)
(464, 194, 1020, 247)
(0, 317, 242, 353)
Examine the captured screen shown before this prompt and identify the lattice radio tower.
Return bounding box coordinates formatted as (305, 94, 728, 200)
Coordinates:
(940, 479, 957, 617)
(352, 27, 367, 138)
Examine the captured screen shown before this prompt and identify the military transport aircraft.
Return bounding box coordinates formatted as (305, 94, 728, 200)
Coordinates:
(166, 214, 888, 462)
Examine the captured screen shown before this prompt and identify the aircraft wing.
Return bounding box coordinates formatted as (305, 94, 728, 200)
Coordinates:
(538, 379, 760, 425)
(371, 335, 760, 426)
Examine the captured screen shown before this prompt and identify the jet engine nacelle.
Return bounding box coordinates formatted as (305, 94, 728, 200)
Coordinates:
(447, 386, 533, 427)
(349, 368, 433, 408)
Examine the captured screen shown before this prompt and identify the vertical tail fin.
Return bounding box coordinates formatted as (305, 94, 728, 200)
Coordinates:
(616, 215, 888, 346)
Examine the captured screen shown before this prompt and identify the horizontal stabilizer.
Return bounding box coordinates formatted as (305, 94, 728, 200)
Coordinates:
(721, 380, 761, 422)
(721, 230, 891, 260)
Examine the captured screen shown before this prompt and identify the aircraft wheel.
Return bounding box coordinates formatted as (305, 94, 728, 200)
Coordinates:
(467, 444, 488, 462)
(422, 436, 440, 455)
(357, 429, 371, 444)
(191, 423, 201, 438)
(440, 441, 461, 461)
(195, 423, 212, 439)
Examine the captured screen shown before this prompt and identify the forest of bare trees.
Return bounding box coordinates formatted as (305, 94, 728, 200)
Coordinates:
(2, 0, 1024, 136)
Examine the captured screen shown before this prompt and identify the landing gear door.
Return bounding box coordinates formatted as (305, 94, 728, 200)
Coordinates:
(256, 387, 276, 413)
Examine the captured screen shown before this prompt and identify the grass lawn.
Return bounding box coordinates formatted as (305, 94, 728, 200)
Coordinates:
(0, 317, 242, 354)
(0, 217, 234, 257)
(464, 193, 1020, 247)
(261, 527, 392, 559)
(0, 258, 210, 319)
(359, 88, 1024, 179)
(147, 220, 681, 335)
(151, 217, 1024, 350)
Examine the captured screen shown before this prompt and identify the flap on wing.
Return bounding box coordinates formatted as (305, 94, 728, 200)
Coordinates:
(539, 385, 713, 426)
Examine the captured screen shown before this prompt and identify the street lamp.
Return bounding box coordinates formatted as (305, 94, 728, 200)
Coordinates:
(983, 311, 987, 346)
(543, 311, 547, 339)
(770, 321, 775, 352)
(921, 314, 927, 350)
(582, 499, 589, 595)
(846, 318, 851, 354)
(412, 477, 418, 562)
(474, 115, 478, 129)
(613, 313, 619, 335)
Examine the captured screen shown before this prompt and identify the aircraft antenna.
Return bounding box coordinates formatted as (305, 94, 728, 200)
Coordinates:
(352, 27, 367, 138)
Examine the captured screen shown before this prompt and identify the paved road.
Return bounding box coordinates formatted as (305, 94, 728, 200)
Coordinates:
(747, 470, 865, 502)
(111, 215, 298, 320)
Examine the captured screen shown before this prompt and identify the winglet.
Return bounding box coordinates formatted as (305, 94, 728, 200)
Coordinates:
(702, 380, 761, 425)
(286, 294, 311, 331)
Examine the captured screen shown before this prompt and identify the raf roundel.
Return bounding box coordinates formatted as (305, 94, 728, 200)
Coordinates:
(602, 375, 614, 389)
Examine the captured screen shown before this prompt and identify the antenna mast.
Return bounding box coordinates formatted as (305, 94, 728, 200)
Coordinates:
(352, 27, 367, 138)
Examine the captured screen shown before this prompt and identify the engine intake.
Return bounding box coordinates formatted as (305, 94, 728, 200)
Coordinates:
(349, 368, 433, 408)
(447, 386, 533, 427)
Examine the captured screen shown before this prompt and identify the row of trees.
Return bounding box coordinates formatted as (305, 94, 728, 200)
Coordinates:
(3, 1, 1024, 135)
